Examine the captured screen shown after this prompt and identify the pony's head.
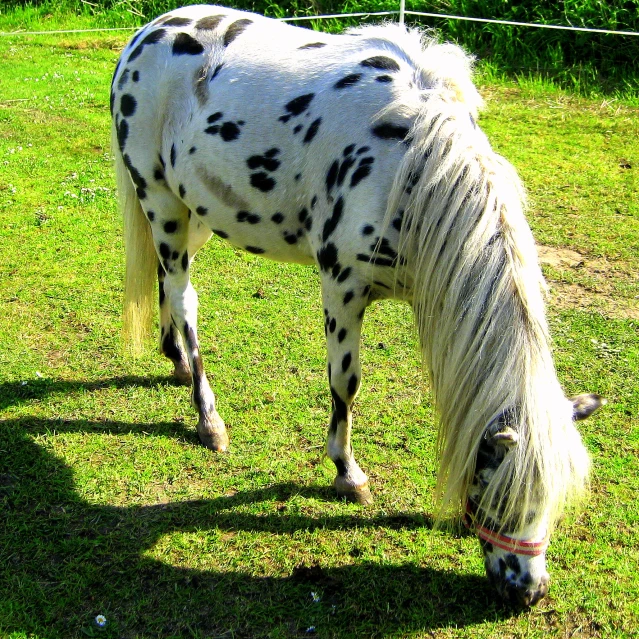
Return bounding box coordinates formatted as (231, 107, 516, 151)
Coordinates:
(466, 393, 605, 607)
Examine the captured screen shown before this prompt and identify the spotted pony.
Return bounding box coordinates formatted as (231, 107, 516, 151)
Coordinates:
(111, 5, 604, 607)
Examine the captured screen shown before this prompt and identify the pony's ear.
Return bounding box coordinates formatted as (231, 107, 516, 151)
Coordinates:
(488, 426, 519, 449)
(571, 393, 606, 421)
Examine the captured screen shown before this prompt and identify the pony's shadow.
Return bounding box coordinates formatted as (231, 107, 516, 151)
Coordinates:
(1, 379, 516, 637)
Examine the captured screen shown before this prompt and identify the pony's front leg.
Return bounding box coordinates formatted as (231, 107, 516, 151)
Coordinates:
(322, 280, 372, 505)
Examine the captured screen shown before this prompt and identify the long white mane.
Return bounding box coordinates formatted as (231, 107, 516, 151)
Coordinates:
(379, 30, 590, 533)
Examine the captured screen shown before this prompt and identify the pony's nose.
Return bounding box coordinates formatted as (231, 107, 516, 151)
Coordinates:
(503, 573, 549, 607)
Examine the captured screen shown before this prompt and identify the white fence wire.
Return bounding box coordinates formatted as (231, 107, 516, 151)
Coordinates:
(1, 6, 638, 37)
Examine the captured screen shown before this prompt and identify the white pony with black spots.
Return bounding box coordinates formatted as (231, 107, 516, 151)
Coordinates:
(111, 4, 604, 606)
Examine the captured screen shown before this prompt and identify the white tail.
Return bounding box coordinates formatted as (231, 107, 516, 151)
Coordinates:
(112, 122, 157, 353)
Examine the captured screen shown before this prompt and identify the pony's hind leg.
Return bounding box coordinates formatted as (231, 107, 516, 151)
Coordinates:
(158, 218, 213, 385)
(144, 190, 228, 452)
(322, 277, 372, 505)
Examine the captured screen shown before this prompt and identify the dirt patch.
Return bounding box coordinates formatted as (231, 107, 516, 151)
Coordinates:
(537, 245, 638, 320)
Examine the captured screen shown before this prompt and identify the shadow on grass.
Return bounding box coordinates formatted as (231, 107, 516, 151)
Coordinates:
(1, 400, 517, 637)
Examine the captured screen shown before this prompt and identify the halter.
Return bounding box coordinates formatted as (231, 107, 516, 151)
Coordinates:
(463, 501, 549, 557)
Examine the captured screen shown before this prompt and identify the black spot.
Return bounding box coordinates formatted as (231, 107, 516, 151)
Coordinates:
(333, 458, 347, 476)
(196, 14, 225, 30)
(110, 90, 115, 116)
(163, 220, 178, 233)
(337, 328, 347, 343)
(336, 267, 351, 283)
(357, 146, 370, 155)
(247, 152, 280, 172)
(376, 75, 393, 83)
(361, 224, 374, 236)
(343, 290, 354, 305)
(299, 42, 326, 49)
(132, 70, 140, 82)
(147, 210, 155, 222)
(298, 208, 308, 223)
(236, 211, 261, 224)
(246, 246, 265, 254)
(317, 242, 338, 272)
(224, 19, 252, 46)
(271, 212, 284, 224)
(505, 554, 522, 574)
(310, 196, 318, 209)
(294, 173, 302, 181)
(322, 197, 344, 242)
(220, 122, 241, 141)
(181, 251, 189, 271)
(342, 352, 352, 372)
(161, 326, 184, 363)
(330, 384, 347, 421)
(128, 28, 167, 63)
(350, 164, 372, 188)
(159, 154, 166, 169)
(196, 206, 208, 216)
(178, 184, 186, 198)
(372, 123, 409, 141)
(159, 242, 171, 259)
(170, 144, 177, 168)
(326, 160, 339, 194)
(347, 374, 358, 396)
(293, 124, 303, 134)
(213, 229, 229, 239)
(208, 112, 223, 123)
(356, 254, 395, 267)
(250, 172, 276, 192)
(117, 118, 129, 151)
(331, 263, 341, 279)
(154, 167, 165, 181)
(280, 93, 315, 120)
(334, 74, 362, 89)
(189, 146, 196, 155)
(123, 154, 147, 198)
(329, 318, 336, 333)
(163, 16, 193, 27)
(303, 118, 322, 144)
(344, 144, 356, 156)
(361, 56, 400, 71)
(117, 68, 130, 90)
(284, 233, 298, 244)
(204, 125, 219, 135)
(362, 285, 371, 296)
(337, 157, 356, 187)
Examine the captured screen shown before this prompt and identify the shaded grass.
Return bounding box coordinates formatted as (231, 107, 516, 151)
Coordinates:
(0, 26, 638, 639)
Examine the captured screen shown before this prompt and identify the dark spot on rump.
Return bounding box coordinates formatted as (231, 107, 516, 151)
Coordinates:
(343, 290, 354, 305)
(181, 251, 189, 271)
(372, 123, 410, 141)
(347, 374, 358, 396)
(163, 220, 178, 233)
(344, 144, 356, 156)
(326, 160, 339, 194)
(342, 352, 352, 372)
(334, 74, 362, 89)
(298, 208, 308, 223)
(147, 210, 155, 222)
(159, 242, 171, 259)
(293, 124, 303, 134)
(213, 229, 229, 239)
(356, 253, 395, 267)
(117, 118, 129, 151)
(170, 144, 177, 168)
(299, 42, 326, 49)
(376, 75, 393, 83)
(236, 211, 261, 224)
(303, 118, 322, 144)
(189, 146, 197, 154)
(247, 153, 280, 172)
(128, 28, 167, 63)
(311, 196, 318, 209)
(223, 19, 253, 46)
(163, 16, 193, 27)
(220, 122, 241, 141)
(361, 56, 400, 71)
(350, 164, 372, 188)
(117, 68, 130, 91)
(250, 172, 276, 192)
(282, 93, 315, 118)
(336, 267, 351, 283)
(179, 184, 186, 198)
(132, 70, 140, 82)
(337, 328, 347, 343)
(196, 14, 225, 30)
(322, 196, 344, 242)
(337, 157, 356, 187)
(271, 212, 284, 224)
(245, 245, 265, 254)
(317, 242, 338, 272)
(284, 233, 298, 244)
(196, 206, 208, 216)
(208, 112, 223, 123)
(357, 146, 370, 155)
(361, 224, 374, 236)
(154, 167, 165, 181)
(123, 153, 147, 198)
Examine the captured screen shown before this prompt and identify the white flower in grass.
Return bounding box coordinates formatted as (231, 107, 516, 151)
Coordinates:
(95, 614, 107, 628)
(310, 591, 321, 603)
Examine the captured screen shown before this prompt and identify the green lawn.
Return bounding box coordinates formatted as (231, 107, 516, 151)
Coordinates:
(0, 25, 638, 639)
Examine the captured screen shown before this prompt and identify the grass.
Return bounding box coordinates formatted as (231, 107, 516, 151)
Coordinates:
(0, 20, 638, 639)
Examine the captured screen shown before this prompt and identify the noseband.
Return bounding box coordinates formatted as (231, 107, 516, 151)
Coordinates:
(463, 502, 549, 557)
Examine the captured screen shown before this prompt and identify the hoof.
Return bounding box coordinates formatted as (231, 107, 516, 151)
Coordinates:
(197, 411, 229, 452)
(334, 478, 373, 505)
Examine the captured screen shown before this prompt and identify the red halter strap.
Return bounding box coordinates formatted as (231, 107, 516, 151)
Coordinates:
(463, 502, 549, 557)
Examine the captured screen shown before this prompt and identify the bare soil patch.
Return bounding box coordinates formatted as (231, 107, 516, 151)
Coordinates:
(537, 245, 638, 320)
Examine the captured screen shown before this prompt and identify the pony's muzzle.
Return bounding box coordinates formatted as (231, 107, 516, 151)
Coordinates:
(488, 565, 550, 607)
